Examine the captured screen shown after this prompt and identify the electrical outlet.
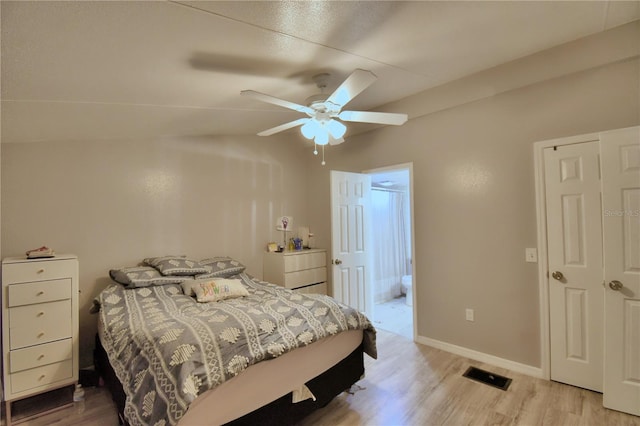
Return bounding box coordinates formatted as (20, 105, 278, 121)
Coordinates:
(465, 308, 474, 322)
(525, 248, 538, 263)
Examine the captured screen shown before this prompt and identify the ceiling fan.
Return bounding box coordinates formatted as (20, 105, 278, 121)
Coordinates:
(241, 69, 408, 164)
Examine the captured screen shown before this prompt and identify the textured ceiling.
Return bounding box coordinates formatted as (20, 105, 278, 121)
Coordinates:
(1, 1, 639, 143)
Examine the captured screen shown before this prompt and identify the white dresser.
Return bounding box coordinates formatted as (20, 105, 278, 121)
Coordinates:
(2, 255, 79, 424)
(263, 249, 327, 295)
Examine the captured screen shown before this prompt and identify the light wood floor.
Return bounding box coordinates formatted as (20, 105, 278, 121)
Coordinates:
(4, 330, 639, 426)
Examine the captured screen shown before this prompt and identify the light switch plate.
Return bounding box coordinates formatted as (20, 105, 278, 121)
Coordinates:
(465, 308, 474, 322)
(525, 248, 538, 263)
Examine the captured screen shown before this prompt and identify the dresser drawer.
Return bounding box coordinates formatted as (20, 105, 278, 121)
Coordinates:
(9, 338, 73, 373)
(283, 267, 327, 289)
(10, 359, 73, 394)
(9, 302, 72, 349)
(7, 278, 71, 307)
(2, 258, 77, 284)
(283, 252, 326, 272)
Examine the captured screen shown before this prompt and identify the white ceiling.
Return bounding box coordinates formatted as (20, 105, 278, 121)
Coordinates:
(2, 1, 639, 144)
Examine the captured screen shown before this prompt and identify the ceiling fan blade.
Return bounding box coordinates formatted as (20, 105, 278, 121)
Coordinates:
(328, 136, 345, 146)
(257, 118, 309, 136)
(326, 69, 377, 108)
(338, 110, 408, 126)
(241, 90, 315, 115)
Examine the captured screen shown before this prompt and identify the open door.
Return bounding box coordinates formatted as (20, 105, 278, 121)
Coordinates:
(330, 170, 372, 317)
(601, 127, 640, 416)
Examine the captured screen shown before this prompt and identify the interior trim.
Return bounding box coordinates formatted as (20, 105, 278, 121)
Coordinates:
(416, 335, 543, 379)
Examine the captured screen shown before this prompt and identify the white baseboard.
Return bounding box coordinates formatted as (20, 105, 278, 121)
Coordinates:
(416, 335, 544, 379)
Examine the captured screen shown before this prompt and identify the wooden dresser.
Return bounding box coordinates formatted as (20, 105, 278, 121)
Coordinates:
(263, 249, 327, 295)
(2, 255, 79, 424)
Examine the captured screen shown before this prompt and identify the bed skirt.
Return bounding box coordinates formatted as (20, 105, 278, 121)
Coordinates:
(94, 334, 365, 425)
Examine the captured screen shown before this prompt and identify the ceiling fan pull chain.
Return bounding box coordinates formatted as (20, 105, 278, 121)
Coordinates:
(321, 145, 326, 166)
(314, 143, 318, 156)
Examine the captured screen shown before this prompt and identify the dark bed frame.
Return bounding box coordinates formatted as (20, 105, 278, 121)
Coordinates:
(94, 334, 364, 426)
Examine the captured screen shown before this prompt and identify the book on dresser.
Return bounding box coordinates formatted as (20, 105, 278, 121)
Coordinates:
(1, 254, 79, 425)
(263, 249, 328, 295)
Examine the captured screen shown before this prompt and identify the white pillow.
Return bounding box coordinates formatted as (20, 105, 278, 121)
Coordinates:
(190, 278, 249, 302)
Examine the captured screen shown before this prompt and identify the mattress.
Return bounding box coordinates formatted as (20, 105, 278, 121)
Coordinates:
(179, 329, 363, 425)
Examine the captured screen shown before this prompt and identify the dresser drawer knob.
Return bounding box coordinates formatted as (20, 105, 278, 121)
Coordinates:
(38, 374, 46, 381)
(37, 332, 45, 338)
(36, 291, 45, 296)
(37, 311, 45, 317)
(37, 269, 45, 274)
(38, 354, 45, 360)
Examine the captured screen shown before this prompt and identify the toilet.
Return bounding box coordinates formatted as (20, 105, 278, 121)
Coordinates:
(401, 275, 413, 306)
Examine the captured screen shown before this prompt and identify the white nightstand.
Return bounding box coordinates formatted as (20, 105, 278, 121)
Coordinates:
(263, 249, 327, 295)
(2, 255, 79, 425)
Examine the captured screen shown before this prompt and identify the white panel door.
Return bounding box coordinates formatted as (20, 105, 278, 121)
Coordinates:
(330, 170, 372, 317)
(544, 141, 604, 392)
(601, 127, 640, 416)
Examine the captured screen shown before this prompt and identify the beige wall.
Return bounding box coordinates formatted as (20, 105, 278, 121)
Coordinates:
(2, 21, 638, 372)
(308, 49, 639, 365)
(1, 135, 313, 367)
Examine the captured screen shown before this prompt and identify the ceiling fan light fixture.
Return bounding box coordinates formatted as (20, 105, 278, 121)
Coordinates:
(314, 130, 329, 146)
(300, 119, 318, 139)
(326, 119, 346, 139)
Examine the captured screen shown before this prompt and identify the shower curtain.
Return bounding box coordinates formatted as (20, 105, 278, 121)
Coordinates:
(371, 189, 408, 304)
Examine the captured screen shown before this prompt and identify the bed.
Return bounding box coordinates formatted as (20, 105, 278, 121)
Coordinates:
(93, 256, 376, 426)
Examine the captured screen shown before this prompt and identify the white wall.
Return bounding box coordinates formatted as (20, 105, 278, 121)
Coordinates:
(1, 135, 314, 367)
(307, 24, 639, 368)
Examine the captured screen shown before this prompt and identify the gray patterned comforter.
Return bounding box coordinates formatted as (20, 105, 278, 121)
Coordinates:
(97, 273, 376, 426)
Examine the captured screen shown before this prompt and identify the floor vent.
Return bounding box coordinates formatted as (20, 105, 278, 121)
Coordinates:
(462, 366, 512, 391)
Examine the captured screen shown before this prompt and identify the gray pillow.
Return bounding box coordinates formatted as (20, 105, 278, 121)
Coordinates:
(109, 266, 187, 288)
(143, 256, 209, 276)
(197, 257, 246, 279)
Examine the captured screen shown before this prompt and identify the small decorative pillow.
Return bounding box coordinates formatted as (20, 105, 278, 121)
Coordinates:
(180, 278, 204, 296)
(109, 266, 186, 288)
(197, 257, 246, 279)
(192, 278, 249, 302)
(143, 256, 209, 276)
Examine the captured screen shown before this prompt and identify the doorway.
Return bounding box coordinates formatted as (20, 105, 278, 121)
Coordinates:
(367, 165, 414, 339)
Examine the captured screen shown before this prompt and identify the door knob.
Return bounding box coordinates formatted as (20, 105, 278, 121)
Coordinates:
(334, 259, 342, 265)
(551, 271, 564, 281)
(608, 280, 623, 291)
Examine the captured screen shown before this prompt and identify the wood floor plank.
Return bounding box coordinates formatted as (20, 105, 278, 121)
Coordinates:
(3, 330, 639, 426)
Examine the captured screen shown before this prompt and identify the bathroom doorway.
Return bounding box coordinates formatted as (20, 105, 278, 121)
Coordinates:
(367, 165, 414, 339)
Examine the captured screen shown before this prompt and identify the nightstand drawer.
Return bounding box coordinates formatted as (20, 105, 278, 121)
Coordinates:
(9, 303, 72, 349)
(2, 259, 76, 284)
(7, 279, 71, 307)
(283, 252, 326, 272)
(10, 359, 73, 394)
(9, 339, 73, 373)
(283, 267, 327, 289)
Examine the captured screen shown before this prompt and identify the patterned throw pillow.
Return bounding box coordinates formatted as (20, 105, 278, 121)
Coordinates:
(143, 256, 209, 276)
(197, 257, 246, 279)
(191, 278, 249, 302)
(109, 266, 186, 288)
(180, 278, 210, 296)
